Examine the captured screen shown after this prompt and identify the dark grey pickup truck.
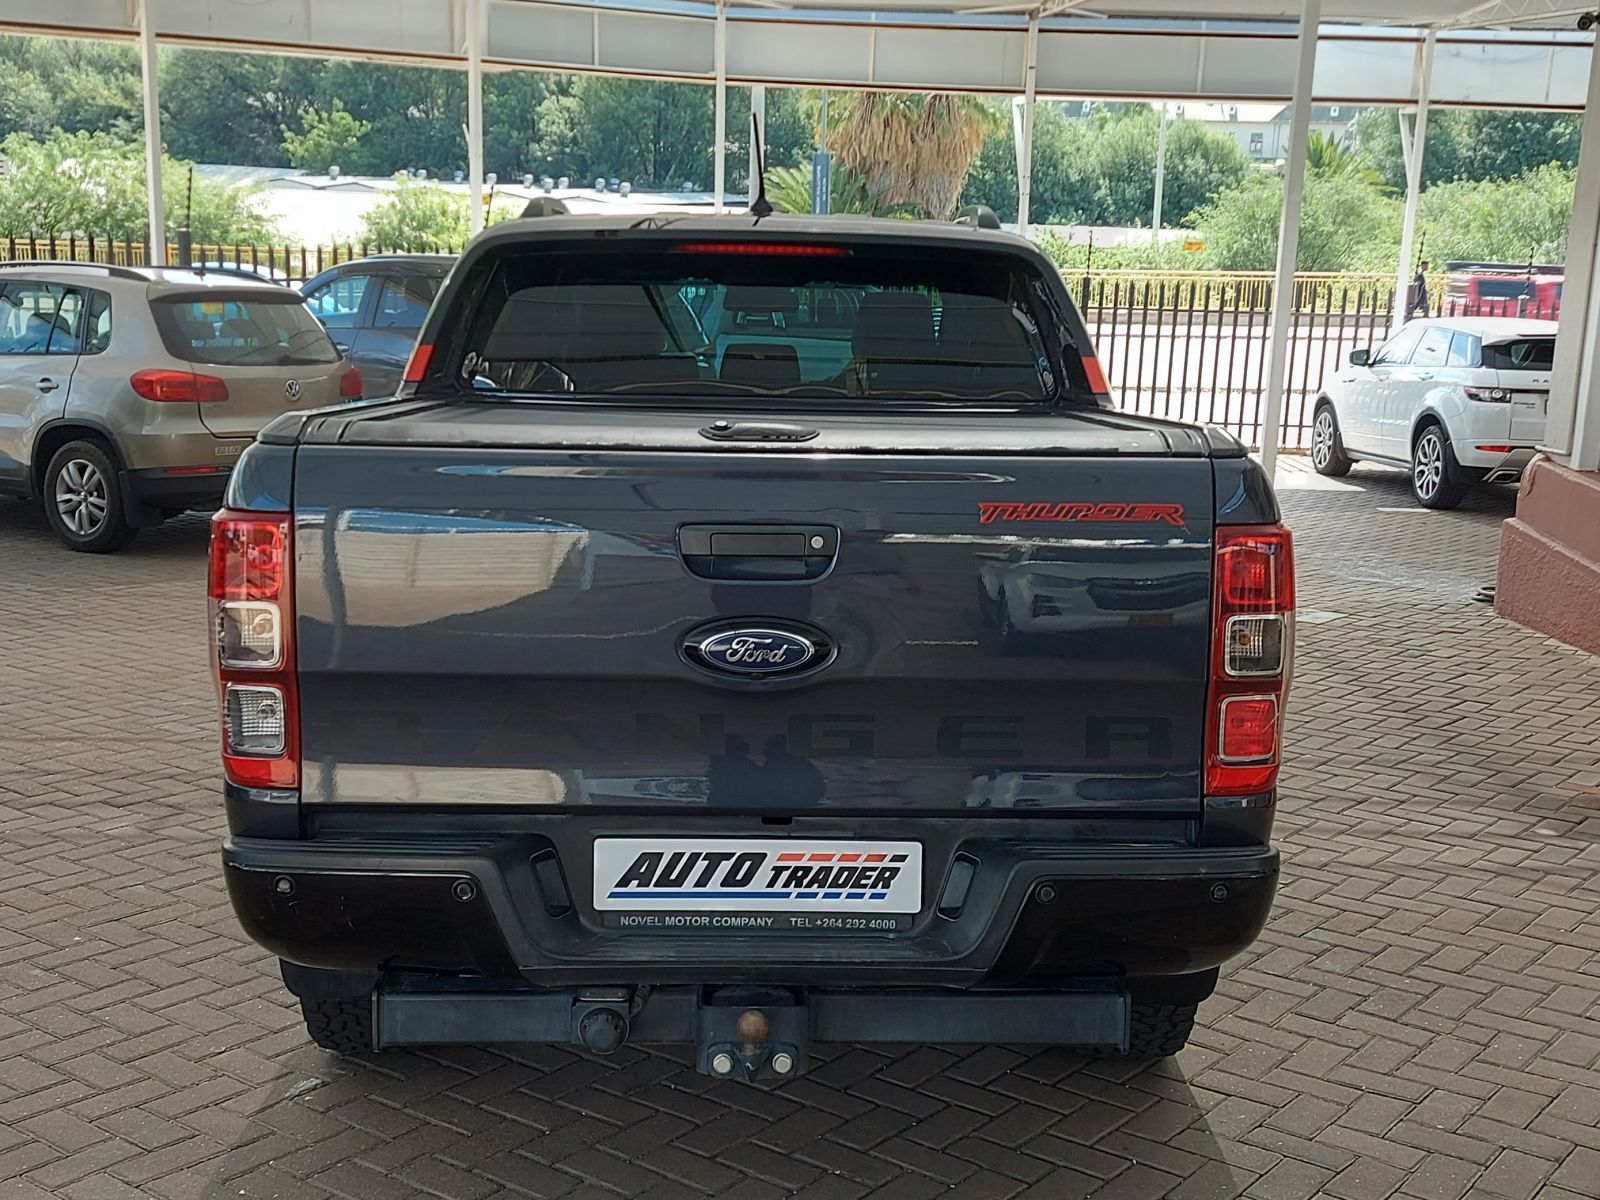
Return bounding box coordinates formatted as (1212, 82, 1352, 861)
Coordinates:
(211, 214, 1293, 1078)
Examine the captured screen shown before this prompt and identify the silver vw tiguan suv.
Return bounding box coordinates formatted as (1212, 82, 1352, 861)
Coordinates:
(0, 263, 360, 552)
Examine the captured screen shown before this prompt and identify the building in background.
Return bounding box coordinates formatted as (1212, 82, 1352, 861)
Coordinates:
(1160, 103, 1367, 163)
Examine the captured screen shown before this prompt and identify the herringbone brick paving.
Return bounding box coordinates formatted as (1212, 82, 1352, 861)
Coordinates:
(1, 459, 1596, 1199)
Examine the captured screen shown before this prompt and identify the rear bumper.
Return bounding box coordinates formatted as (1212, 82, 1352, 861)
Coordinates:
(222, 813, 1278, 990)
(1453, 444, 1537, 478)
(122, 465, 233, 513)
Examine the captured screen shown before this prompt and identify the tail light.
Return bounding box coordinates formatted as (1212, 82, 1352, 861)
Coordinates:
(132, 369, 229, 403)
(209, 511, 298, 789)
(1081, 355, 1111, 397)
(1464, 387, 1509, 403)
(339, 366, 364, 398)
(402, 344, 434, 383)
(1206, 524, 1294, 797)
(669, 242, 852, 257)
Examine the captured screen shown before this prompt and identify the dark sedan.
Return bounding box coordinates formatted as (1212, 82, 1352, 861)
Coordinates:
(301, 255, 453, 397)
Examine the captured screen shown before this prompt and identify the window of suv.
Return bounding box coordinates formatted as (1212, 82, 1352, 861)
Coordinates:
(1411, 326, 1453, 369)
(1446, 331, 1480, 368)
(1482, 337, 1555, 371)
(1371, 324, 1425, 367)
(151, 291, 341, 366)
(0, 282, 83, 355)
(461, 242, 1082, 405)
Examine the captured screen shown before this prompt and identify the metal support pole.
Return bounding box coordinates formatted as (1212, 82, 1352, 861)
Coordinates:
(713, 2, 727, 213)
(1152, 100, 1170, 244)
(748, 84, 766, 205)
(466, 0, 486, 234)
(1259, 0, 1321, 479)
(1392, 31, 1435, 333)
(1543, 33, 1600, 471)
(1397, 108, 1413, 182)
(137, 0, 165, 264)
(1017, 15, 1039, 235)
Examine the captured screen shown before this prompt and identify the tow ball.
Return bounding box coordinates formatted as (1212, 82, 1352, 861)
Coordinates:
(700, 995, 809, 1082)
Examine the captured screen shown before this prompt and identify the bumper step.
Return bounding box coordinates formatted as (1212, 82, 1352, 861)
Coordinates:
(374, 984, 1130, 1077)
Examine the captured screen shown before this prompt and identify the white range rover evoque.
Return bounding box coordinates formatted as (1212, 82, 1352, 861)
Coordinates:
(1310, 317, 1557, 508)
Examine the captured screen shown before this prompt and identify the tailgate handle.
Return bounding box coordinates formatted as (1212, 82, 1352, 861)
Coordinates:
(701, 420, 819, 443)
(678, 524, 838, 582)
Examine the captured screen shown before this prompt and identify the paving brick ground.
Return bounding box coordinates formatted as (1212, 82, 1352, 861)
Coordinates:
(2, 459, 1598, 1200)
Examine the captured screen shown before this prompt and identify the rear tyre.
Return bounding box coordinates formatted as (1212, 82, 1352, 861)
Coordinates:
(301, 997, 376, 1054)
(1091, 1001, 1197, 1060)
(1310, 402, 1352, 477)
(1411, 422, 1465, 510)
(43, 440, 138, 553)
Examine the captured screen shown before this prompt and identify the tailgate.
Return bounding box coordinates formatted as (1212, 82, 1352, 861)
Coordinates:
(199, 360, 346, 437)
(148, 287, 346, 437)
(292, 442, 1215, 814)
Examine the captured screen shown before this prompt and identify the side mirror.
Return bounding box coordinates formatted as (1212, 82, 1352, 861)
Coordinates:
(334, 341, 352, 357)
(1348, 348, 1371, 367)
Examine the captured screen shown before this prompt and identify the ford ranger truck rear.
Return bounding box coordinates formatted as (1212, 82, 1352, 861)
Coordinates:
(215, 215, 1289, 1077)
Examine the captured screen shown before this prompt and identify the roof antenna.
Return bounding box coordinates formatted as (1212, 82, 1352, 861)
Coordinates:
(749, 111, 773, 220)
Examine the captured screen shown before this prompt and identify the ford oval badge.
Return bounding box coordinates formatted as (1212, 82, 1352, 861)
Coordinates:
(698, 628, 817, 675)
(682, 620, 834, 680)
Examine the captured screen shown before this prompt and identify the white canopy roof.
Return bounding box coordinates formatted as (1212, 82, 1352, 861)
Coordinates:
(0, 0, 1591, 107)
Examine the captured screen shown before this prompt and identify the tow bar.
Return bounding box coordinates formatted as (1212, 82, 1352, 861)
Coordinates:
(373, 983, 1128, 1077)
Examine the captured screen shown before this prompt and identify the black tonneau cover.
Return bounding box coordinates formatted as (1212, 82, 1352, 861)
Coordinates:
(266, 399, 1244, 458)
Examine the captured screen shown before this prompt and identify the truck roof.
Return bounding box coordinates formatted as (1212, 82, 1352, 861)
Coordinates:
(474, 212, 1033, 251)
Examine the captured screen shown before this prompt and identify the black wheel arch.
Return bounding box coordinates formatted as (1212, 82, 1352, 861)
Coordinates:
(32, 418, 128, 497)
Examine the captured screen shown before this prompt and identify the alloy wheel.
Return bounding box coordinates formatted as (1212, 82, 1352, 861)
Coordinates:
(54, 458, 109, 537)
(1413, 431, 1443, 503)
(1311, 410, 1335, 468)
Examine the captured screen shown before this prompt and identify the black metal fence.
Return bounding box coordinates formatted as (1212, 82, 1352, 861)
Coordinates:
(1071, 271, 1403, 450)
(5, 239, 1537, 451)
(0, 236, 450, 288)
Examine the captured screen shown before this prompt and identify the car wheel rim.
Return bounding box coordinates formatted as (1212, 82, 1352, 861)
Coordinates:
(1414, 434, 1442, 501)
(54, 459, 108, 537)
(1312, 411, 1335, 467)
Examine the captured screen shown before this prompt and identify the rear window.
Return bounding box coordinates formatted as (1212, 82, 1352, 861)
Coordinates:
(1482, 338, 1555, 371)
(1475, 279, 1535, 300)
(152, 291, 340, 367)
(459, 243, 1082, 405)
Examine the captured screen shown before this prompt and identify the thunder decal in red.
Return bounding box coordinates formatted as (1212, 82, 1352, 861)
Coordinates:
(977, 501, 1186, 527)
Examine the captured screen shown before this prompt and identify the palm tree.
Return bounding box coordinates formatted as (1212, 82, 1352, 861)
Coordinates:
(828, 92, 997, 219)
(765, 162, 913, 218)
(1306, 130, 1386, 190)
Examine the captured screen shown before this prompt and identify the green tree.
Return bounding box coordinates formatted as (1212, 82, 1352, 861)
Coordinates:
(485, 72, 579, 177)
(358, 180, 516, 250)
(766, 161, 909, 217)
(571, 77, 714, 189)
(1193, 171, 1400, 271)
(962, 103, 1249, 229)
(962, 103, 1101, 226)
(1305, 129, 1384, 189)
(162, 48, 327, 167)
(0, 130, 277, 242)
(0, 60, 53, 139)
(282, 103, 370, 173)
(321, 61, 466, 177)
(1090, 107, 1251, 227)
(1418, 163, 1573, 265)
(12, 37, 143, 138)
(1352, 106, 1581, 191)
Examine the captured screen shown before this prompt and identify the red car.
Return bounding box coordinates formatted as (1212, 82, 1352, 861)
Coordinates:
(1444, 262, 1563, 321)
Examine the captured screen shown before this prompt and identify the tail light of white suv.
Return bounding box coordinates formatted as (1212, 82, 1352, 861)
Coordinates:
(1206, 524, 1295, 797)
(209, 511, 298, 789)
